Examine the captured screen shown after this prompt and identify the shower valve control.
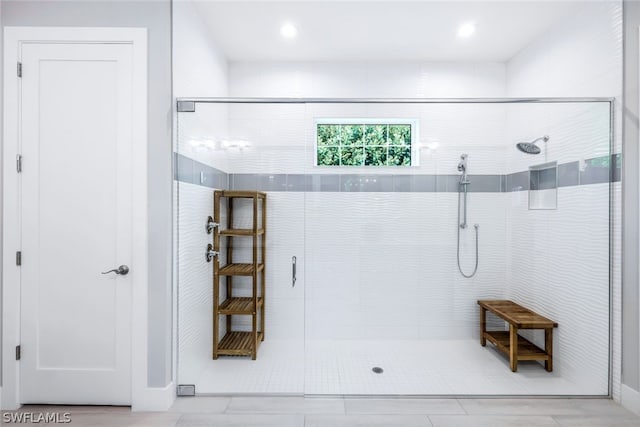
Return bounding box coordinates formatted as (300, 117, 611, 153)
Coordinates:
(206, 244, 219, 262)
(206, 216, 220, 234)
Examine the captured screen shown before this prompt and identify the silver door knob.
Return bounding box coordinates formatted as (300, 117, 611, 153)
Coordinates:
(101, 265, 129, 275)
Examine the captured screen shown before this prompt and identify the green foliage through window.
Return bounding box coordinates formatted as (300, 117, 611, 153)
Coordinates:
(317, 123, 413, 166)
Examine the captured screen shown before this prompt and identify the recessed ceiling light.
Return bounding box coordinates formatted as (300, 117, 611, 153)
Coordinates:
(280, 23, 298, 39)
(458, 22, 476, 38)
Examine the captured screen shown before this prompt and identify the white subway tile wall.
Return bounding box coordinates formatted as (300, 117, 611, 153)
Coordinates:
(177, 182, 217, 385)
(506, 184, 610, 394)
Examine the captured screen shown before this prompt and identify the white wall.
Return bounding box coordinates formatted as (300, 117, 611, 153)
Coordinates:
(303, 192, 506, 342)
(173, 0, 229, 170)
(173, 0, 227, 99)
(507, 1, 622, 102)
(230, 61, 506, 99)
(505, 0, 622, 398)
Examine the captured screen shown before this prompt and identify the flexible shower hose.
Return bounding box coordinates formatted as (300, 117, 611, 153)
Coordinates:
(457, 186, 479, 278)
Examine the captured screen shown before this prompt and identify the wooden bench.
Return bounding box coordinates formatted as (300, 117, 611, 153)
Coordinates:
(478, 300, 558, 372)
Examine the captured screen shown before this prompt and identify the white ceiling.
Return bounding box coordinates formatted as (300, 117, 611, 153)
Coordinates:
(191, 0, 584, 62)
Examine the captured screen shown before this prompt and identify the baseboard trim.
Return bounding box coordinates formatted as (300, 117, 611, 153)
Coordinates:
(621, 384, 640, 415)
(132, 382, 175, 412)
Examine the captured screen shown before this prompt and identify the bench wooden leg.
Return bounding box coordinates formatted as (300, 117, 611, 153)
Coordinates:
(545, 328, 553, 372)
(509, 324, 518, 372)
(480, 307, 487, 346)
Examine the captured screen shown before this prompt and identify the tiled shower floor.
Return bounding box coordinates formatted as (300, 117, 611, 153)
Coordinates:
(194, 340, 605, 396)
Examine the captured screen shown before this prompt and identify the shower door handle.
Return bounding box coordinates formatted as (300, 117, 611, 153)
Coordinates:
(292, 256, 297, 287)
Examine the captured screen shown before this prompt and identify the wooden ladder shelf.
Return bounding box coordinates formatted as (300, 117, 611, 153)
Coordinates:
(212, 190, 266, 360)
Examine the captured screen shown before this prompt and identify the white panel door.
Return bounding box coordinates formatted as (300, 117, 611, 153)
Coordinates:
(19, 42, 133, 405)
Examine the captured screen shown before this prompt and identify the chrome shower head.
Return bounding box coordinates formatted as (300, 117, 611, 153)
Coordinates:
(516, 135, 549, 155)
(516, 142, 542, 154)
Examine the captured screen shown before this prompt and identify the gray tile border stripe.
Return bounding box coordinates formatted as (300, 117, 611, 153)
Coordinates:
(175, 153, 229, 189)
(558, 161, 579, 187)
(505, 171, 530, 192)
(174, 152, 620, 192)
(229, 174, 257, 191)
(580, 154, 618, 186)
(468, 175, 503, 192)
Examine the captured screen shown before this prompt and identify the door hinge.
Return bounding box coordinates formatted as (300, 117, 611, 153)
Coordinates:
(16, 345, 21, 361)
(16, 251, 22, 266)
(17, 154, 22, 173)
(17, 62, 22, 78)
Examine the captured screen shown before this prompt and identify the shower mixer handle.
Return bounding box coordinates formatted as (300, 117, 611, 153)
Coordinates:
(205, 244, 219, 262)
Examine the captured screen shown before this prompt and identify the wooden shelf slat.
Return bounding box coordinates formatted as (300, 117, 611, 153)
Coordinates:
(220, 228, 265, 236)
(217, 331, 264, 356)
(218, 297, 263, 315)
(478, 300, 558, 329)
(219, 263, 264, 276)
(484, 331, 549, 361)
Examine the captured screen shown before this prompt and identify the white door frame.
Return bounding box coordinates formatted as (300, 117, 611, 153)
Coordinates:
(1, 27, 155, 411)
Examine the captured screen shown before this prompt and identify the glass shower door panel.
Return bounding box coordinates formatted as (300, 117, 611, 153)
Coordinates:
(175, 102, 306, 394)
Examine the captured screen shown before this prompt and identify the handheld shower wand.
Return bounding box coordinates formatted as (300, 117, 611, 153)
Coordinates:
(458, 154, 469, 227)
(456, 153, 479, 278)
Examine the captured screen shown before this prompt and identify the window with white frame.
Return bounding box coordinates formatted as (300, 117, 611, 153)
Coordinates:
(315, 119, 418, 166)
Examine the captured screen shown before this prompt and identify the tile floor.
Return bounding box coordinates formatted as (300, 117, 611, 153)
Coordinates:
(193, 340, 607, 395)
(4, 397, 639, 426)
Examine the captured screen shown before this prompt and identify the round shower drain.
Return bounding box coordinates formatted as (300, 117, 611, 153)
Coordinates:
(372, 367, 384, 374)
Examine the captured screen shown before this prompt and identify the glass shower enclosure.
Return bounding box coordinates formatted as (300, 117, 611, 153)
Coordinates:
(174, 98, 614, 396)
